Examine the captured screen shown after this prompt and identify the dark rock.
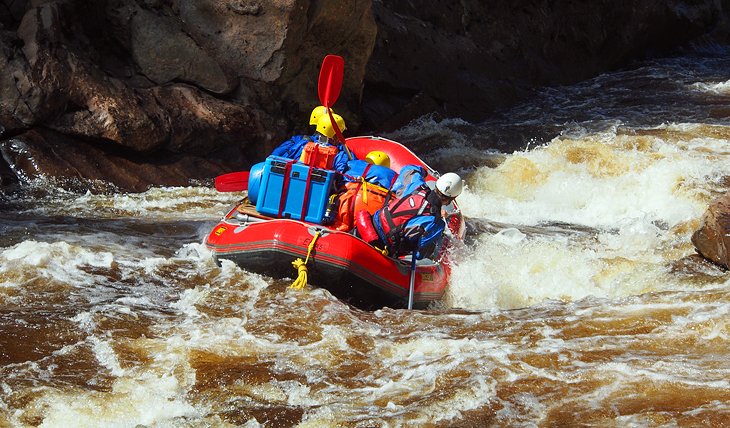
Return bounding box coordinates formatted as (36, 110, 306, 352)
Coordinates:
(0, 129, 246, 192)
(129, 6, 236, 93)
(0, 0, 29, 30)
(670, 254, 727, 277)
(362, 0, 727, 130)
(151, 84, 271, 156)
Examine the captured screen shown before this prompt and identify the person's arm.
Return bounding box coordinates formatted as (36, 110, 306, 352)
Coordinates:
(417, 217, 445, 259)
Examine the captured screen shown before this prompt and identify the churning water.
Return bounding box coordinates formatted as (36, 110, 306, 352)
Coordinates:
(2, 44, 730, 426)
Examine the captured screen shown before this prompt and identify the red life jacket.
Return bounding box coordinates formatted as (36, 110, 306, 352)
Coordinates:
(376, 186, 437, 248)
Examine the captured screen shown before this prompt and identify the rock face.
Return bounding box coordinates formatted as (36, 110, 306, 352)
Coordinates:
(692, 193, 730, 269)
(0, 129, 233, 192)
(364, 0, 729, 129)
(0, 0, 728, 192)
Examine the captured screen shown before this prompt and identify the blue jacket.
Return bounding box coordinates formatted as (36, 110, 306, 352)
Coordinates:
(271, 134, 312, 159)
(391, 165, 429, 197)
(271, 134, 352, 173)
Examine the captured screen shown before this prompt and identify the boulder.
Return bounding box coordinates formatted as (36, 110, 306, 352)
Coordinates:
(692, 193, 730, 269)
(0, 0, 376, 193)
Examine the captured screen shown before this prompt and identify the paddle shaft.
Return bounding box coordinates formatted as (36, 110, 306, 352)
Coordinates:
(407, 251, 417, 310)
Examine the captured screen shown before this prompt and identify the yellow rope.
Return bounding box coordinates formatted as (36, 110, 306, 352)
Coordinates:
(290, 231, 322, 290)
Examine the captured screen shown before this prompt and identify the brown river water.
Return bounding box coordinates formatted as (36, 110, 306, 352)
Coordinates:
(2, 44, 730, 426)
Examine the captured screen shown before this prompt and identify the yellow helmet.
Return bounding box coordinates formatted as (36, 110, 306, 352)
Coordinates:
(309, 106, 331, 126)
(365, 151, 390, 168)
(316, 113, 346, 139)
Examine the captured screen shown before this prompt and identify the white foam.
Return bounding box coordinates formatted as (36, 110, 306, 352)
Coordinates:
(13, 185, 240, 220)
(36, 374, 199, 428)
(446, 125, 730, 310)
(0, 241, 114, 289)
(89, 336, 125, 377)
(299, 334, 503, 425)
(690, 79, 730, 95)
(174, 242, 214, 260)
(460, 130, 717, 229)
(1, 240, 113, 268)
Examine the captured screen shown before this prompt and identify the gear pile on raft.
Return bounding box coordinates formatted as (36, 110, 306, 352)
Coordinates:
(205, 55, 464, 310)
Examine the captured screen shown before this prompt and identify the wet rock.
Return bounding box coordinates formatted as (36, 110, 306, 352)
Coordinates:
(11, 2, 161, 150)
(0, 129, 247, 192)
(0, 31, 32, 129)
(151, 84, 269, 156)
(669, 254, 727, 278)
(0, 0, 29, 28)
(691, 193, 730, 269)
(0, 0, 376, 192)
(172, 0, 377, 124)
(1, 0, 276, 190)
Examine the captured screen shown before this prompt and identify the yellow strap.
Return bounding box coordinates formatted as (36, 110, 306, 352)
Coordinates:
(360, 177, 368, 204)
(290, 231, 322, 290)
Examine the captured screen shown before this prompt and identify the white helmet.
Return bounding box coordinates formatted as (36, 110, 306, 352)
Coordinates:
(436, 172, 463, 198)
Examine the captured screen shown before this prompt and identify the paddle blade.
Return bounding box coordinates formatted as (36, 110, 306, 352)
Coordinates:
(214, 171, 250, 192)
(318, 55, 344, 107)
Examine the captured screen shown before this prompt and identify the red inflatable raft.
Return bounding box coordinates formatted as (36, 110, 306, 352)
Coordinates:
(205, 136, 465, 309)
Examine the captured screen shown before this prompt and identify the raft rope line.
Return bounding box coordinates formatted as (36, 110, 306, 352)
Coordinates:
(290, 230, 322, 290)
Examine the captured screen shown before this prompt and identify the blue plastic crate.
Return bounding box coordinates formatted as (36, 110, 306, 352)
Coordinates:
(256, 156, 335, 224)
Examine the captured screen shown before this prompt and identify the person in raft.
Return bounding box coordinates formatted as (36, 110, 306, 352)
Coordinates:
(355, 166, 463, 259)
(270, 105, 326, 159)
(343, 150, 396, 188)
(271, 106, 353, 173)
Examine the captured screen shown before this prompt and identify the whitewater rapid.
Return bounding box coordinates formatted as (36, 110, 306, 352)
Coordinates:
(2, 46, 730, 426)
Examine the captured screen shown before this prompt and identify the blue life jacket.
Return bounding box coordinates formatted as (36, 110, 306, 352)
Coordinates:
(271, 134, 313, 160)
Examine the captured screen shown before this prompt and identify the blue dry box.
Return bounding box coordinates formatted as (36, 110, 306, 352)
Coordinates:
(255, 156, 335, 224)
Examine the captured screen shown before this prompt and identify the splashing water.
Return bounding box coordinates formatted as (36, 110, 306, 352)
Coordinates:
(2, 49, 730, 426)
